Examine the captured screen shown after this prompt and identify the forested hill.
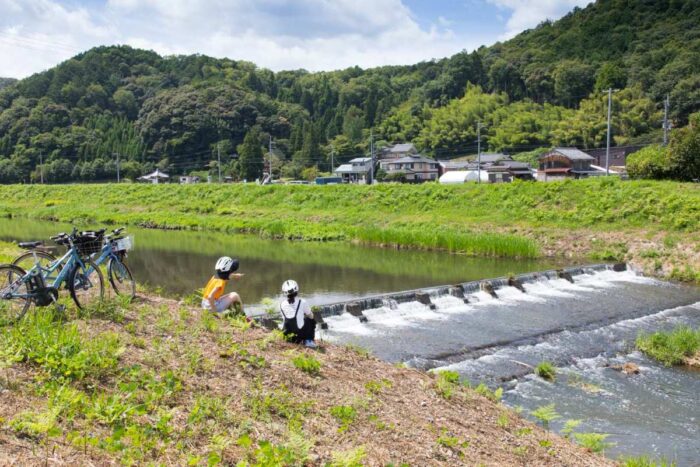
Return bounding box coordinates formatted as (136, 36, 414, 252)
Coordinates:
(0, 0, 698, 183)
(0, 78, 17, 90)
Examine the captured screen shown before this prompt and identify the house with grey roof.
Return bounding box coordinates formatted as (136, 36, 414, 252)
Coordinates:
(380, 154, 439, 182)
(537, 147, 598, 181)
(333, 157, 373, 183)
(381, 143, 418, 160)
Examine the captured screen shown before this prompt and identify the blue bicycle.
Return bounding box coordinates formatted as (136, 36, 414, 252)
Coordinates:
(0, 229, 104, 325)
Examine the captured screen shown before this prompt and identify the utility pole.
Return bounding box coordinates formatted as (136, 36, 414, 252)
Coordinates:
(268, 135, 273, 183)
(330, 144, 335, 174)
(217, 140, 222, 183)
(112, 152, 121, 183)
(663, 94, 670, 146)
(477, 122, 484, 184)
(369, 129, 375, 185)
(39, 152, 43, 184)
(605, 88, 613, 176)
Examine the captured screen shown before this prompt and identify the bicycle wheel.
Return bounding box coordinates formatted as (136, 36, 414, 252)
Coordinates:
(108, 257, 135, 299)
(12, 251, 60, 282)
(68, 259, 104, 310)
(0, 264, 31, 325)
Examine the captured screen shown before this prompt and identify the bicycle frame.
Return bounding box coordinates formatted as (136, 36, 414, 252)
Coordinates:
(10, 244, 88, 300)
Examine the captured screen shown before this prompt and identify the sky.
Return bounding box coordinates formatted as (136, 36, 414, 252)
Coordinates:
(0, 0, 590, 79)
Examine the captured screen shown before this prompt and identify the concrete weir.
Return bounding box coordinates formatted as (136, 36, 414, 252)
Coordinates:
(311, 263, 625, 322)
(250, 263, 626, 324)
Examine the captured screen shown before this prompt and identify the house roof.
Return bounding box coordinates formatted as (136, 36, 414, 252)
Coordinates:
(349, 157, 372, 163)
(384, 154, 437, 164)
(476, 153, 511, 164)
(547, 147, 595, 161)
(386, 143, 416, 153)
(139, 169, 169, 179)
(334, 164, 369, 174)
(439, 160, 476, 170)
(498, 161, 531, 169)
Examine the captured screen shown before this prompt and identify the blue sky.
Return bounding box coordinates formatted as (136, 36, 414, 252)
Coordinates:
(0, 0, 590, 78)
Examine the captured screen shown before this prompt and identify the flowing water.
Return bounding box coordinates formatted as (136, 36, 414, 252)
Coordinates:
(320, 270, 700, 465)
(2, 218, 699, 464)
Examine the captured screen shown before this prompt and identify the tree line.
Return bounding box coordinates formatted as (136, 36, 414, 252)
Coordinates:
(0, 0, 698, 183)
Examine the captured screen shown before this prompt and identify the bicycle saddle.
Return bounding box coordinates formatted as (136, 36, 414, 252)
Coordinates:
(18, 241, 43, 249)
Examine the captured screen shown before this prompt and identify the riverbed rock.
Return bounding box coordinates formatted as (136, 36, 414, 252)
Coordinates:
(480, 281, 498, 298)
(611, 362, 640, 375)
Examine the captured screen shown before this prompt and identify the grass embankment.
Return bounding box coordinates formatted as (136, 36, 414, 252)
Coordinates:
(0, 178, 698, 279)
(636, 326, 700, 368)
(0, 241, 609, 466)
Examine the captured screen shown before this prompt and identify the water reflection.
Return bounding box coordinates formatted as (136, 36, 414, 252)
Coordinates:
(0, 218, 562, 304)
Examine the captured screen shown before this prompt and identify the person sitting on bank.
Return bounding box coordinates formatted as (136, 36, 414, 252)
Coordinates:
(202, 256, 244, 316)
(279, 279, 317, 348)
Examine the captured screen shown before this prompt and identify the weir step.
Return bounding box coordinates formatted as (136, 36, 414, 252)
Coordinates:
(248, 263, 625, 322)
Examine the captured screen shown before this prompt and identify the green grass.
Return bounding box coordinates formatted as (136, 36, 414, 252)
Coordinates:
(535, 361, 557, 381)
(291, 354, 321, 375)
(620, 455, 676, 467)
(3, 179, 698, 259)
(636, 326, 700, 366)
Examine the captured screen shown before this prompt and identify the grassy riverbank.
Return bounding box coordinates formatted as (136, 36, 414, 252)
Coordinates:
(0, 243, 611, 466)
(637, 326, 700, 368)
(0, 179, 698, 280)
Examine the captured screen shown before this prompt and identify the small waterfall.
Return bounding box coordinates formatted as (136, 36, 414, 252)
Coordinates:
(305, 263, 625, 320)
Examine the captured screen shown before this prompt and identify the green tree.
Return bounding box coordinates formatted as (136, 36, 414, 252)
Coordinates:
(626, 145, 671, 179)
(553, 60, 595, 107)
(237, 126, 264, 181)
(668, 118, 700, 181)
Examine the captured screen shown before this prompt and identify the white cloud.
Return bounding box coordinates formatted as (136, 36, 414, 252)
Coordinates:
(0, 0, 588, 78)
(488, 0, 590, 39)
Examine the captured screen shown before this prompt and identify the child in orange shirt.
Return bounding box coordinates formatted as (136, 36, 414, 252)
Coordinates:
(202, 256, 244, 315)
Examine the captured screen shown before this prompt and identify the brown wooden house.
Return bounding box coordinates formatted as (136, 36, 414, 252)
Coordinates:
(538, 148, 597, 181)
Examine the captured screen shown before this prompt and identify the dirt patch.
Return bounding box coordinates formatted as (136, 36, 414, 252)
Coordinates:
(0, 294, 614, 466)
(683, 351, 700, 369)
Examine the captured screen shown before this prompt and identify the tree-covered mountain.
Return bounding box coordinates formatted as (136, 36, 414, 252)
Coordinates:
(0, 0, 698, 183)
(0, 78, 17, 91)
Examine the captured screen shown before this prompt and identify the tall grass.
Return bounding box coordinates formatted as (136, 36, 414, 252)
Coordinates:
(1, 178, 698, 258)
(636, 326, 700, 366)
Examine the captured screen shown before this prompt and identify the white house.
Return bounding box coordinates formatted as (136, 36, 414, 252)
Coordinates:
(139, 169, 169, 184)
(380, 154, 439, 182)
(334, 157, 373, 183)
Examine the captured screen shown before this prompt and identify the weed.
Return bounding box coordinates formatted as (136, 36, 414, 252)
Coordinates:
(330, 405, 357, 433)
(188, 396, 230, 426)
(330, 445, 366, 467)
(573, 432, 615, 453)
(436, 428, 469, 457)
(636, 326, 700, 366)
(364, 378, 392, 395)
(474, 383, 503, 402)
(434, 370, 462, 400)
(539, 439, 553, 448)
(345, 344, 371, 358)
(530, 404, 561, 430)
(535, 361, 556, 381)
(560, 419, 582, 439)
(245, 381, 309, 422)
(620, 455, 676, 467)
(497, 412, 509, 428)
(291, 354, 321, 375)
(10, 408, 62, 438)
(0, 311, 123, 381)
(515, 427, 533, 437)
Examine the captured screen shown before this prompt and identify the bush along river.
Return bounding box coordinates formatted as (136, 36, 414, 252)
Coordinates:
(2, 218, 699, 464)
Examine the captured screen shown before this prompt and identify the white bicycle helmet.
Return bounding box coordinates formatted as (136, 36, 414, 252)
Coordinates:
(282, 279, 299, 295)
(215, 256, 239, 273)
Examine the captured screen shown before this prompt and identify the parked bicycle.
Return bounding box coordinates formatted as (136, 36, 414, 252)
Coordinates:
(90, 227, 135, 299)
(12, 227, 135, 299)
(0, 228, 105, 325)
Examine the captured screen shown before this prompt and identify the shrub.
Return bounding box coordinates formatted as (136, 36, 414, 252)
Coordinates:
(627, 145, 671, 180)
(434, 370, 462, 400)
(535, 361, 557, 381)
